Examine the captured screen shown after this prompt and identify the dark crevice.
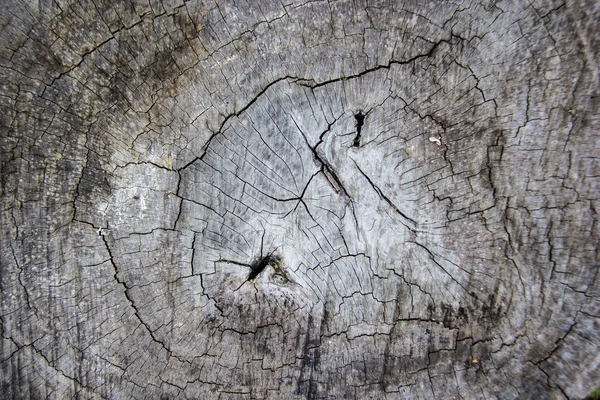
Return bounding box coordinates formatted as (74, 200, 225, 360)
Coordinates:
(353, 111, 366, 147)
(248, 254, 278, 281)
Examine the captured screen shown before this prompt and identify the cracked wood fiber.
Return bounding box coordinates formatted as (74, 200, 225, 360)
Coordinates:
(1, 0, 599, 399)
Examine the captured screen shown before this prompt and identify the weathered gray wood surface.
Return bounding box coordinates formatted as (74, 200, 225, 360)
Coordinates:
(1, 0, 599, 398)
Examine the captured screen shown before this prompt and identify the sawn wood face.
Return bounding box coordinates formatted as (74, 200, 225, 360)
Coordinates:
(1, 1, 598, 399)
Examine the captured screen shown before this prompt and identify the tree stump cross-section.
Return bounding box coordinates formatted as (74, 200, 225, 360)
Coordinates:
(1, 1, 599, 399)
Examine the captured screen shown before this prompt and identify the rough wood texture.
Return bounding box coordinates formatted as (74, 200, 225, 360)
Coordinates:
(1, 1, 599, 399)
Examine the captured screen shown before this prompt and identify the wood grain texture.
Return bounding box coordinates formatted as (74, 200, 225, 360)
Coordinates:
(1, 0, 599, 398)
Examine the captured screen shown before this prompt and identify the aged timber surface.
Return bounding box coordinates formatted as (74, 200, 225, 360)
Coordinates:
(1, 0, 599, 399)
